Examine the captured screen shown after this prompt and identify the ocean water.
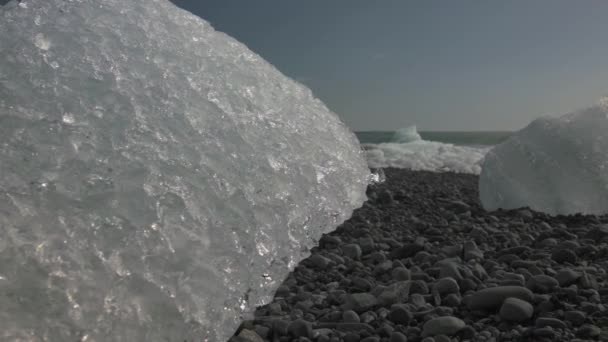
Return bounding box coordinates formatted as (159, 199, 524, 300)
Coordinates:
(356, 127, 512, 174)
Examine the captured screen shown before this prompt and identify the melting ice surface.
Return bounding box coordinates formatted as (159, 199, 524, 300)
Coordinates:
(0, 0, 369, 341)
(363, 126, 490, 174)
(480, 98, 608, 215)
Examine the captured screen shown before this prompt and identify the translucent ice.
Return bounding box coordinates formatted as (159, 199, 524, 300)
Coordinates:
(480, 98, 608, 215)
(363, 126, 489, 174)
(0, 0, 369, 341)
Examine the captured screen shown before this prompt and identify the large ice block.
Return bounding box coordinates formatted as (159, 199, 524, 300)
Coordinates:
(0, 1, 369, 341)
(479, 98, 608, 215)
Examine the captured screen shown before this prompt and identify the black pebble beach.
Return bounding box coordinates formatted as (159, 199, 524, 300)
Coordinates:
(230, 169, 608, 342)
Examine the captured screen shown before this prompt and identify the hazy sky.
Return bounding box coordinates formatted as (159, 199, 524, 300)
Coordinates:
(4, 0, 605, 130)
(169, 0, 608, 131)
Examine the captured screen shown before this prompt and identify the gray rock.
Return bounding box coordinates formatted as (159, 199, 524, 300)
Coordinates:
(535, 317, 567, 330)
(374, 260, 394, 275)
(443, 293, 462, 307)
(564, 310, 586, 326)
(358, 237, 376, 254)
(392, 267, 411, 281)
(410, 293, 427, 309)
(554, 268, 582, 287)
(532, 327, 555, 338)
(342, 293, 378, 313)
(377, 281, 411, 306)
(361, 337, 381, 342)
(410, 280, 430, 295)
(433, 277, 460, 296)
(576, 324, 601, 338)
(526, 275, 559, 293)
(342, 310, 360, 323)
(308, 254, 333, 269)
(434, 335, 452, 342)
(499, 297, 534, 322)
(422, 316, 466, 337)
(388, 304, 414, 325)
(390, 332, 408, 342)
(273, 320, 290, 336)
(465, 286, 534, 310)
(312, 328, 333, 338)
(237, 329, 265, 342)
(342, 244, 363, 260)
(536, 238, 558, 248)
(551, 248, 577, 264)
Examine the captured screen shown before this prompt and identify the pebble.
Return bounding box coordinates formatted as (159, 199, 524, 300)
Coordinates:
(433, 335, 451, 342)
(342, 244, 362, 260)
(533, 327, 555, 338)
(273, 320, 290, 336)
(343, 332, 360, 342)
(465, 286, 534, 310)
(342, 293, 378, 313)
(433, 277, 460, 296)
(422, 316, 466, 337)
(392, 267, 411, 280)
(342, 310, 360, 323)
(237, 329, 265, 342)
(443, 293, 461, 307)
(288, 319, 313, 338)
(564, 310, 586, 326)
(464, 240, 484, 260)
(526, 275, 559, 293)
(361, 337, 380, 342)
(576, 324, 601, 338)
(388, 304, 414, 325)
(535, 317, 567, 330)
(552, 248, 577, 264)
(308, 254, 333, 269)
(499, 297, 534, 322)
(554, 268, 581, 286)
(389, 332, 408, 342)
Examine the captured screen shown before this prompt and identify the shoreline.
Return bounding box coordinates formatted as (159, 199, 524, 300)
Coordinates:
(231, 169, 608, 342)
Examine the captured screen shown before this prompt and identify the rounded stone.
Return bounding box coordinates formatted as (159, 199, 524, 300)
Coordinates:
(288, 319, 313, 338)
(342, 310, 361, 323)
(564, 310, 586, 326)
(392, 267, 411, 281)
(342, 244, 363, 260)
(526, 275, 559, 293)
(389, 332, 408, 342)
(465, 286, 534, 310)
(551, 249, 577, 264)
(499, 297, 534, 322)
(388, 304, 414, 325)
(422, 316, 466, 337)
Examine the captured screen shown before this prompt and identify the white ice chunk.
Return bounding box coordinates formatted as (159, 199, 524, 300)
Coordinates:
(0, 0, 369, 341)
(479, 98, 608, 215)
(363, 126, 489, 174)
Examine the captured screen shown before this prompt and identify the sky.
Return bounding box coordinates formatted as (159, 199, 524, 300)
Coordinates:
(3, 0, 606, 131)
(168, 0, 608, 131)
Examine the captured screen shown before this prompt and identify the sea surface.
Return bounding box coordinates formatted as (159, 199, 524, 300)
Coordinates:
(356, 127, 512, 174)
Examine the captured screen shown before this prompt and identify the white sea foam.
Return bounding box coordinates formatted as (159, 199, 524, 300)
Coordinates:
(363, 126, 490, 174)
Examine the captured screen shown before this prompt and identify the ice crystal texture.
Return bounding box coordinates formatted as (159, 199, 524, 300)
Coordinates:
(480, 98, 608, 215)
(0, 1, 369, 341)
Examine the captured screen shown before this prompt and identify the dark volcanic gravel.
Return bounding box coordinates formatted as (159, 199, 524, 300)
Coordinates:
(230, 169, 608, 342)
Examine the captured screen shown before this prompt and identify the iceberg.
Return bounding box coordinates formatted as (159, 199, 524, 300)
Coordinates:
(479, 98, 608, 215)
(0, 0, 369, 341)
(363, 127, 489, 174)
(391, 125, 422, 143)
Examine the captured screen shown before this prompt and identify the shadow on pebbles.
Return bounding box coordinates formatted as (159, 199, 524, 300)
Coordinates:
(230, 168, 608, 342)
